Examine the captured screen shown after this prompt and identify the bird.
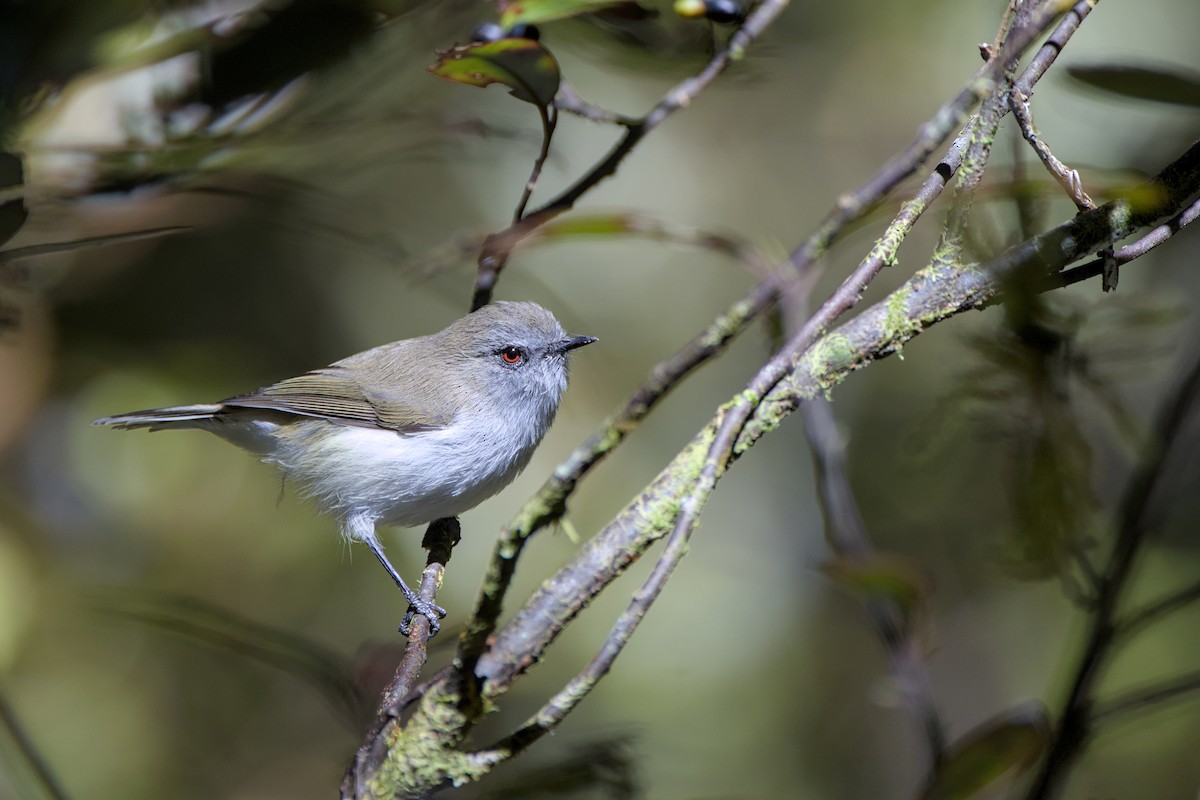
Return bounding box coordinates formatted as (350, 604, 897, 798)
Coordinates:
(93, 301, 596, 634)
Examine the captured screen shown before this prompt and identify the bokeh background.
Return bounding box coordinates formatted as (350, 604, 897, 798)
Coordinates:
(3, 0, 1200, 798)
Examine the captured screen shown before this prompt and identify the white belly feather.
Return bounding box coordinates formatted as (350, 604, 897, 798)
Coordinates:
(228, 417, 540, 534)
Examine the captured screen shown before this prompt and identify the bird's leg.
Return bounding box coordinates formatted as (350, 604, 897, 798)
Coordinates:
(365, 537, 447, 637)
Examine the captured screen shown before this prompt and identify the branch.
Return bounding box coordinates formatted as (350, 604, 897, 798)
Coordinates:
(342, 518, 460, 799)
(1025, 315, 1200, 799)
(462, 0, 1098, 728)
(1009, 89, 1096, 212)
(789, 0, 1085, 276)
(471, 0, 791, 307)
(455, 272, 781, 682)
(1116, 577, 1200, 639)
(512, 105, 558, 223)
(476, 137, 1200, 697)
(529, 0, 791, 219)
(453, 0, 1073, 664)
(381, 519, 461, 712)
(1092, 671, 1200, 724)
(1052, 194, 1200, 288)
(802, 397, 947, 769)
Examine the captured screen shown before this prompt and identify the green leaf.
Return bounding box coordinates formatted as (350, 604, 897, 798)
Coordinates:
(1066, 63, 1200, 108)
(821, 554, 929, 620)
(536, 213, 641, 237)
(429, 39, 560, 108)
(920, 704, 1050, 800)
(499, 0, 628, 27)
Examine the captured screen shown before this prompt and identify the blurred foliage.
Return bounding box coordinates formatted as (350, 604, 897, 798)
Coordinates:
(920, 703, 1049, 800)
(1065, 63, 1200, 108)
(1, 0, 1200, 799)
(430, 38, 562, 108)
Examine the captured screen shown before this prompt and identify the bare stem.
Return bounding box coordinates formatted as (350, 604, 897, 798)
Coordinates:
(1092, 671, 1200, 724)
(470, 0, 792, 308)
(1117, 578, 1200, 639)
(1024, 336, 1200, 800)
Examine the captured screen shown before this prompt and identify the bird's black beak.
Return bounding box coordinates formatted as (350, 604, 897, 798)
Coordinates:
(556, 335, 598, 354)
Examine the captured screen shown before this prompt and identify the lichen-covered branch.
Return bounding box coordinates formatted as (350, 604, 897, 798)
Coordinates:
(476, 137, 1200, 697)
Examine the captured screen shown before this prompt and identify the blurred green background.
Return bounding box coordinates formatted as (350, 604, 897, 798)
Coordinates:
(2, 0, 1200, 798)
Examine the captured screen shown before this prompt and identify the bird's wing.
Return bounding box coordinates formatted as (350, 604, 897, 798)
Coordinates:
(222, 368, 447, 432)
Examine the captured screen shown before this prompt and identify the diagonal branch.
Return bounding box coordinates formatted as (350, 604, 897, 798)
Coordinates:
(475, 137, 1200, 696)
(457, 0, 1094, 715)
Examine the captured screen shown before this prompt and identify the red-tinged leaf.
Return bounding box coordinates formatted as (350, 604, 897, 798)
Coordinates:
(919, 704, 1050, 800)
(429, 39, 560, 108)
(499, 0, 630, 27)
(1066, 63, 1200, 108)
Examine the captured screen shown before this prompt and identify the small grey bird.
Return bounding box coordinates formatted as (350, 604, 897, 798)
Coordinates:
(94, 301, 596, 634)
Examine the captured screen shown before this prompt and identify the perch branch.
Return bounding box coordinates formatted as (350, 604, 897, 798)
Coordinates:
(349, 132, 1200, 800)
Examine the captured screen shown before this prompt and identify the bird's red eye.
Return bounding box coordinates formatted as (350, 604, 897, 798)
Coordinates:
(500, 347, 524, 364)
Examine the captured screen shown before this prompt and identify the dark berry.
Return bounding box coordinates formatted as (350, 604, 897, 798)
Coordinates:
(508, 22, 541, 41)
(704, 0, 744, 24)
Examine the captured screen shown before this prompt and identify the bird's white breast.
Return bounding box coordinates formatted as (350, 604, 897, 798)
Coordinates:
(258, 416, 542, 530)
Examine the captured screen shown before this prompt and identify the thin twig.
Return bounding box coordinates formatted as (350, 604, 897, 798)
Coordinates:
(789, 0, 1083, 277)
(1052, 193, 1200, 289)
(530, 0, 790, 219)
(1116, 577, 1200, 640)
(554, 81, 637, 125)
(470, 0, 792, 308)
(1009, 90, 1096, 212)
(1092, 670, 1200, 724)
(1024, 340, 1200, 800)
(473, 464, 710, 763)
(802, 397, 947, 769)
(781, 156, 950, 768)
(513, 105, 558, 223)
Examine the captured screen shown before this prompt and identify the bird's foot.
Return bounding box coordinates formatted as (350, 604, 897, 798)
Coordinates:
(398, 592, 447, 638)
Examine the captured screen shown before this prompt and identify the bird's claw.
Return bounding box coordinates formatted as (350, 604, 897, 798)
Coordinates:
(399, 596, 447, 638)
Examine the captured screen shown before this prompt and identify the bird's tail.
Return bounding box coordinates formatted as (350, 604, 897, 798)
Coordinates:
(92, 404, 225, 431)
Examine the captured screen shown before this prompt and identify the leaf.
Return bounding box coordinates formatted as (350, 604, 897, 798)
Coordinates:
(919, 703, 1050, 800)
(821, 554, 929, 622)
(1066, 63, 1200, 108)
(429, 39, 560, 108)
(499, 0, 630, 27)
(536, 213, 642, 237)
(0, 227, 187, 263)
(0, 152, 26, 249)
